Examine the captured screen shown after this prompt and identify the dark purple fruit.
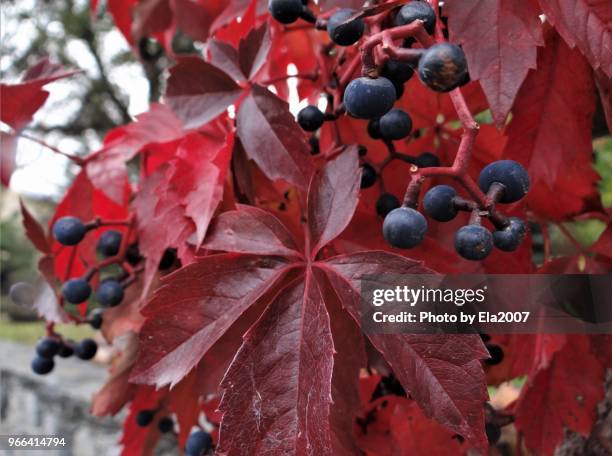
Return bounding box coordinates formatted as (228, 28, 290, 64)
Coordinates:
(343, 77, 396, 119)
(423, 185, 457, 222)
(52, 216, 87, 246)
(382, 207, 428, 249)
(360, 164, 377, 189)
(395, 1, 436, 34)
(418, 43, 468, 92)
(96, 230, 122, 257)
(478, 160, 529, 203)
(62, 278, 91, 304)
(327, 8, 364, 46)
(454, 225, 493, 260)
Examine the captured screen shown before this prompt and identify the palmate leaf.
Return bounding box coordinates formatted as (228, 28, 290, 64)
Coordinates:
(134, 149, 489, 451)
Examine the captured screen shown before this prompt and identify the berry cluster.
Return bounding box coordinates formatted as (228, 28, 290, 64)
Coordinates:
(384, 160, 529, 260)
(135, 409, 176, 433)
(273, 2, 529, 261)
(31, 336, 97, 375)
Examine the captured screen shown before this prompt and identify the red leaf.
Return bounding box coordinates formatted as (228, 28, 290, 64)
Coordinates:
(236, 85, 315, 189)
(0, 59, 77, 130)
(515, 336, 605, 455)
(132, 0, 172, 40)
(208, 39, 245, 82)
(538, 0, 612, 77)
(308, 147, 361, 255)
(204, 205, 303, 257)
(173, 131, 234, 246)
(107, 0, 138, 44)
(503, 27, 598, 220)
(20, 199, 50, 254)
(0, 132, 18, 186)
(165, 57, 242, 129)
(217, 277, 335, 455)
(130, 254, 290, 386)
(132, 164, 194, 295)
(32, 271, 71, 324)
(86, 103, 184, 203)
(445, 0, 544, 126)
(321, 252, 489, 449)
(238, 23, 271, 80)
(173, 0, 229, 42)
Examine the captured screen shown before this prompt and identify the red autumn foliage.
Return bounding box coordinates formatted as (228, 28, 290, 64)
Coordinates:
(3, 0, 611, 455)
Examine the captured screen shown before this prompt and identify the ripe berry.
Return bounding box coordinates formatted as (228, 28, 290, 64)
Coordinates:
(52, 216, 87, 246)
(416, 152, 440, 168)
(383, 207, 428, 249)
(478, 160, 530, 203)
(9, 282, 35, 306)
(454, 225, 493, 260)
(485, 344, 504, 365)
(493, 217, 527, 252)
(36, 337, 61, 358)
(381, 59, 414, 84)
(343, 77, 396, 119)
(393, 81, 405, 100)
(395, 1, 437, 34)
(367, 119, 382, 139)
(379, 109, 413, 140)
(158, 417, 174, 433)
(75, 338, 98, 360)
(89, 309, 104, 329)
(360, 164, 377, 189)
(185, 430, 213, 456)
(31, 356, 54, 375)
(96, 279, 124, 307)
(297, 105, 325, 131)
(326, 9, 364, 46)
(62, 278, 91, 304)
(376, 193, 401, 218)
(96, 230, 122, 257)
(58, 341, 75, 358)
(486, 422, 502, 444)
(423, 185, 458, 222)
(418, 43, 468, 92)
(268, 0, 303, 24)
(136, 410, 155, 427)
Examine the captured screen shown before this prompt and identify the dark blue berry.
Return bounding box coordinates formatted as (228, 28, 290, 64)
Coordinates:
(418, 43, 468, 92)
(89, 309, 104, 329)
(379, 109, 413, 140)
(158, 417, 174, 433)
(185, 430, 213, 456)
(360, 164, 377, 188)
(268, 0, 303, 24)
(343, 77, 396, 119)
(96, 279, 124, 307)
(36, 337, 61, 358)
(382, 59, 414, 84)
(62, 278, 91, 304)
(52, 216, 87, 246)
(383, 207, 428, 249)
(416, 152, 440, 168)
(96, 230, 122, 257)
(376, 193, 401, 217)
(31, 356, 54, 375)
(58, 341, 75, 358)
(136, 410, 155, 427)
(126, 243, 143, 265)
(454, 225, 493, 260)
(395, 1, 437, 34)
(423, 185, 457, 222)
(75, 338, 98, 360)
(327, 9, 364, 46)
(9, 282, 34, 306)
(478, 160, 530, 203)
(368, 119, 382, 139)
(485, 344, 504, 365)
(158, 248, 177, 270)
(493, 217, 527, 252)
(297, 105, 324, 131)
